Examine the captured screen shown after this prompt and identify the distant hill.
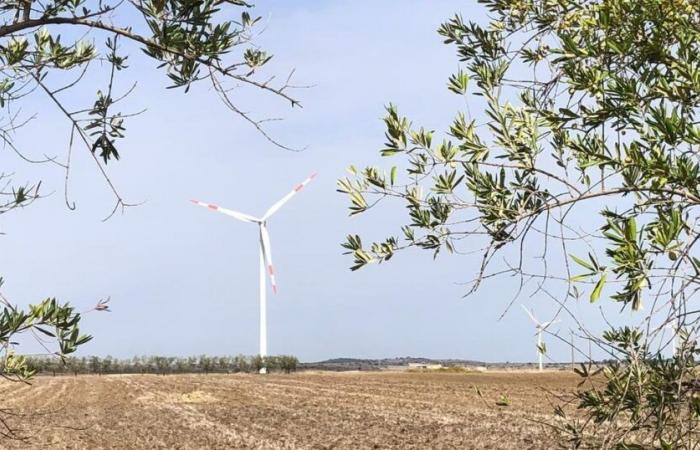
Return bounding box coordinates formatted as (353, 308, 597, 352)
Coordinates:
(301, 357, 582, 371)
(303, 357, 486, 371)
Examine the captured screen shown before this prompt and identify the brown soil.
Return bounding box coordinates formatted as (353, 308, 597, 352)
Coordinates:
(0, 371, 579, 449)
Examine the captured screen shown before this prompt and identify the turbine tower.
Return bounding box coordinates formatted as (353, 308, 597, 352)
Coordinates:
(666, 320, 679, 357)
(521, 305, 560, 371)
(192, 173, 317, 373)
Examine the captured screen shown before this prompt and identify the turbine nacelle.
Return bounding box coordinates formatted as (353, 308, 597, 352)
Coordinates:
(535, 320, 560, 331)
(521, 305, 560, 330)
(521, 304, 561, 371)
(191, 171, 317, 296)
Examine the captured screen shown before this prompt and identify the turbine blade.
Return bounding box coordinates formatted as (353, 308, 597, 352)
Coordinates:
(540, 319, 561, 331)
(191, 200, 259, 223)
(259, 223, 277, 294)
(521, 304, 540, 325)
(262, 172, 317, 220)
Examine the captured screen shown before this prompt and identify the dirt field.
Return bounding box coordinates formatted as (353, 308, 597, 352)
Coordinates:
(0, 371, 579, 449)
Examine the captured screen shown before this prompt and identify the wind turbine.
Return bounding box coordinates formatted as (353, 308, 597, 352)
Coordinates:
(521, 305, 560, 371)
(191, 173, 317, 373)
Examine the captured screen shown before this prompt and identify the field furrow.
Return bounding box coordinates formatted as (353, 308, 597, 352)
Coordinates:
(0, 371, 578, 449)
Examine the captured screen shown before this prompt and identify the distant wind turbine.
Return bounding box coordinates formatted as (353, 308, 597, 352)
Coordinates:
(191, 173, 317, 373)
(521, 305, 560, 371)
(666, 320, 679, 357)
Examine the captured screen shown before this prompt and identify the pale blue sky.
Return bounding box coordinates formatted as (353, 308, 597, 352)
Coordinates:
(0, 1, 638, 362)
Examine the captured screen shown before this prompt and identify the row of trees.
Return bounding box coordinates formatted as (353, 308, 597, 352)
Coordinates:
(22, 355, 299, 376)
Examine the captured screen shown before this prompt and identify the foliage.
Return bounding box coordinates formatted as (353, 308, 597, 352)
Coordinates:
(0, 0, 301, 219)
(0, 283, 95, 437)
(24, 354, 299, 375)
(559, 329, 700, 447)
(339, 0, 700, 447)
(0, 291, 93, 380)
(495, 393, 511, 407)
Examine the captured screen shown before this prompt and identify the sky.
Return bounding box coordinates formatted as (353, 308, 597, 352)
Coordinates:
(0, 0, 643, 363)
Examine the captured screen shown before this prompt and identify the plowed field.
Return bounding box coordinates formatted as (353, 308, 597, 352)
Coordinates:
(0, 371, 578, 449)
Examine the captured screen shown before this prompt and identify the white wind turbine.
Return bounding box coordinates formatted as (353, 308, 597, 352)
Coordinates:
(191, 173, 317, 373)
(521, 305, 560, 371)
(666, 319, 679, 357)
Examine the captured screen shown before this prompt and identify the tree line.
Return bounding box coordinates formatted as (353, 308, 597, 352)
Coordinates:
(21, 355, 299, 376)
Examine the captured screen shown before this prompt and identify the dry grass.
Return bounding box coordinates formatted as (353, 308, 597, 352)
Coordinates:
(0, 370, 580, 449)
